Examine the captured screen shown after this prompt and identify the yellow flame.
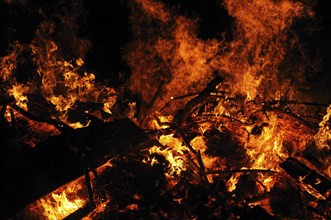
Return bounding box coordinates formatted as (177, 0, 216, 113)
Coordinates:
(245, 115, 285, 170)
(32, 40, 116, 127)
(243, 114, 286, 190)
(150, 116, 173, 129)
(315, 105, 331, 150)
(145, 134, 186, 176)
(314, 105, 331, 177)
(8, 84, 29, 111)
(226, 173, 241, 192)
(40, 190, 85, 220)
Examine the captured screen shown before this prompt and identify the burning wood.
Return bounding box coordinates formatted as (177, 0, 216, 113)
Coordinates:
(1, 0, 331, 219)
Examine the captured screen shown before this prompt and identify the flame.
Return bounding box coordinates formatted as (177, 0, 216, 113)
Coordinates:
(315, 104, 331, 150)
(40, 191, 85, 220)
(126, 0, 220, 115)
(226, 173, 241, 192)
(0, 41, 23, 81)
(126, 0, 313, 117)
(31, 37, 116, 127)
(244, 114, 285, 190)
(8, 84, 29, 111)
(131, 0, 316, 195)
(220, 0, 312, 99)
(134, 0, 170, 22)
(0, 4, 117, 129)
(314, 105, 331, 177)
(146, 134, 186, 176)
(190, 136, 220, 171)
(1, 28, 117, 128)
(245, 115, 285, 170)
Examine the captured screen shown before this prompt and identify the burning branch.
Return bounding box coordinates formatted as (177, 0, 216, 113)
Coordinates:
(174, 76, 223, 125)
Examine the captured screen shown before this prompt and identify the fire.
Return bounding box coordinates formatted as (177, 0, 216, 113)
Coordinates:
(130, 0, 318, 197)
(245, 114, 286, 171)
(314, 105, 331, 177)
(126, 0, 220, 116)
(8, 84, 29, 111)
(145, 134, 187, 176)
(32, 36, 116, 127)
(315, 104, 331, 151)
(126, 0, 313, 119)
(0, 1, 118, 129)
(40, 191, 85, 220)
(190, 136, 220, 171)
(220, 0, 312, 99)
(226, 173, 241, 192)
(2, 0, 329, 218)
(1, 25, 117, 128)
(134, 0, 170, 22)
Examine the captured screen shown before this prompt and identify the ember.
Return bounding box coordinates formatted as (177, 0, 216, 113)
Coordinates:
(1, 0, 330, 219)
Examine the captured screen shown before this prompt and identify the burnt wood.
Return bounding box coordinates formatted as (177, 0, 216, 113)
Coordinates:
(280, 157, 331, 196)
(0, 96, 15, 106)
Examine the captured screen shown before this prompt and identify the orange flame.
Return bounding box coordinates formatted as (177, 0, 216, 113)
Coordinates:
(126, 0, 313, 117)
(220, 0, 312, 99)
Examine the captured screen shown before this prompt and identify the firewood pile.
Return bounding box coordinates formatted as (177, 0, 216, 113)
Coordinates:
(1, 76, 330, 219)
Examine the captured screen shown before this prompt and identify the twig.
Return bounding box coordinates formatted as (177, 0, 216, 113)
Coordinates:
(155, 116, 213, 184)
(264, 107, 318, 131)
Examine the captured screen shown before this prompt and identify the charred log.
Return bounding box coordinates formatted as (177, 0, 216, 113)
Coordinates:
(1, 118, 154, 218)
